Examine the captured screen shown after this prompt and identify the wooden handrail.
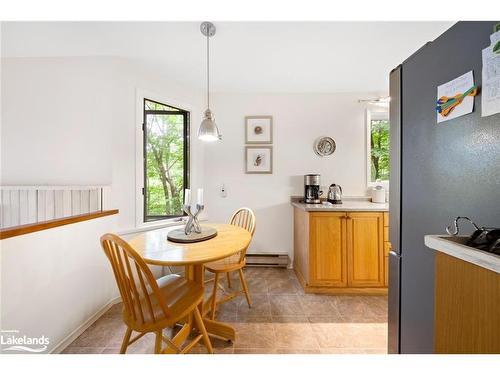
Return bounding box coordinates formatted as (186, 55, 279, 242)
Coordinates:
(0, 209, 119, 240)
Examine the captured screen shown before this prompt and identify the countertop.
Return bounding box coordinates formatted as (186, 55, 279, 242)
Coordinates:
(291, 197, 389, 212)
(425, 235, 500, 274)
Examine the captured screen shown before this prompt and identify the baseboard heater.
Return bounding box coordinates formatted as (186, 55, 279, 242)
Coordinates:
(246, 253, 289, 268)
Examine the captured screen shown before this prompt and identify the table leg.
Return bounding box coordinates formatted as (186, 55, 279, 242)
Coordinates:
(189, 264, 236, 342)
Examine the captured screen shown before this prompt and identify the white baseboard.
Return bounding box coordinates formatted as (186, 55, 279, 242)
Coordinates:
(50, 296, 121, 354)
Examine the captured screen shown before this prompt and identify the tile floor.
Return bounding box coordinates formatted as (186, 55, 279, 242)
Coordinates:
(62, 267, 388, 354)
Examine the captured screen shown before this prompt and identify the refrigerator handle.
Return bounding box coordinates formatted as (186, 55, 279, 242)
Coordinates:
(389, 250, 401, 258)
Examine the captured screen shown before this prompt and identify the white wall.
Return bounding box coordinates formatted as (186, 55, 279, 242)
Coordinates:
(204, 93, 385, 259)
(0, 215, 118, 353)
(105, 58, 205, 230)
(1, 58, 114, 186)
(1, 57, 205, 230)
(0, 56, 205, 352)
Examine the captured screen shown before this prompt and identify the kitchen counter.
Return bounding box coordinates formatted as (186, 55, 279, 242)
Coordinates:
(428, 234, 500, 353)
(291, 197, 388, 212)
(292, 196, 390, 294)
(425, 235, 500, 274)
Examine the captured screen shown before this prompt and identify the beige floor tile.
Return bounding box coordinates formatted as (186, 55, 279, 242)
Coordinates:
(190, 335, 234, 354)
(264, 268, 297, 280)
(273, 323, 320, 349)
(190, 346, 234, 354)
(341, 315, 387, 323)
(275, 348, 322, 354)
(224, 272, 242, 288)
(102, 302, 123, 317)
(243, 275, 269, 294)
(237, 293, 271, 317)
(205, 335, 234, 349)
(126, 333, 156, 354)
(272, 315, 310, 323)
(215, 312, 239, 322)
(362, 296, 388, 317)
(267, 278, 301, 294)
(63, 267, 388, 356)
(311, 322, 387, 349)
(61, 346, 105, 354)
(330, 295, 377, 319)
(69, 317, 127, 348)
(298, 295, 342, 317)
(353, 323, 388, 348)
(206, 274, 243, 293)
(319, 348, 387, 354)
(214, 295, 242, 315)
(311, 322, 355, 348)
(244, 267, 276, 278)
(270, 294, 305, 316)
(308, 315, 344, 323)
(106, 332, 166, 354)
(236, 315, 274, 323)
(101, 348, 121, 354)
(233, 348, 277, 354)
(233, 323, 276, 349)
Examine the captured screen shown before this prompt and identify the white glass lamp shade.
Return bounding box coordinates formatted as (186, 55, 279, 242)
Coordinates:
(198, 109, 221, 141)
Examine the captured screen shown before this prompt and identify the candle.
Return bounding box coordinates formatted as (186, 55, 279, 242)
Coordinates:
(197, 188, 204, 206)
(184, 189, 191, 206)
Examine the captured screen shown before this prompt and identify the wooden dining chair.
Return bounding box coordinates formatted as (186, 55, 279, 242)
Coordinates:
(100, 233, 213, 354)
(205, 208, 256, 319)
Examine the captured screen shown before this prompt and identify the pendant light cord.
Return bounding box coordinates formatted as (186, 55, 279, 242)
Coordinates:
(206, 30, 210, 110)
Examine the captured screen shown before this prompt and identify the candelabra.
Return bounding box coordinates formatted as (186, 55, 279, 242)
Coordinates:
(183, 204, 204, 235)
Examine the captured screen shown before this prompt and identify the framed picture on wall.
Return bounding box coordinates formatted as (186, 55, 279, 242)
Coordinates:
(245, 116, 273, 144)
(245, 146, 273, 174)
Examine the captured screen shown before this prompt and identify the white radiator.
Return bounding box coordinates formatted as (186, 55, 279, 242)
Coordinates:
(246, 253, 289, 267)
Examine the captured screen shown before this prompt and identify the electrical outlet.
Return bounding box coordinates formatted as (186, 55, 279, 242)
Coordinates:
(220, 184, 227, 198)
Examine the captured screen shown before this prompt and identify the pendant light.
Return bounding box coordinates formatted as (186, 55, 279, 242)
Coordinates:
(198, 22, 221, 142)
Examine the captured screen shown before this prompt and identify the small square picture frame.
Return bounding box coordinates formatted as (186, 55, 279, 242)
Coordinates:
(245, 116, 273, 144)
(245, 146, 273, 174)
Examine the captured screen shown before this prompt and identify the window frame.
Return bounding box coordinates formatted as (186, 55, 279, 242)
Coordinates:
(143, 98, 190, 222)
(366, 109, 390, 189)
(135, 89, 191, 228)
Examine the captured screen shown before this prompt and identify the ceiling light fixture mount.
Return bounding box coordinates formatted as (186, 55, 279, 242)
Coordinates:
(198, 21, 221, 142)
(200, 21, 216, 37)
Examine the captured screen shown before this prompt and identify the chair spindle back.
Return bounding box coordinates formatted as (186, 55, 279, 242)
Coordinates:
(229, 208, 256, 262)
(100, 233, 171, 326)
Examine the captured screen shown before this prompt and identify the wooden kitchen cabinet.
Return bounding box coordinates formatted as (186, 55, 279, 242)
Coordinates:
(383, 212, 390, 286)
(294, 208, 387, 294)
(347, 212, 385, 287)
(434, 252, 500, 353)
(309, 212, 347, 287)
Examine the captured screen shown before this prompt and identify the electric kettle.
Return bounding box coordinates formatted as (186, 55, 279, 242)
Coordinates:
(327, 184, 342, 204)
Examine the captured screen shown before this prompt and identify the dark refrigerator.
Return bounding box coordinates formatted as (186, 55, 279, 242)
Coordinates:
(388, 21, 500, 354)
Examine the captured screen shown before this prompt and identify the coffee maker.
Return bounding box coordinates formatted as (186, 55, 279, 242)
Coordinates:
(304, 174, 322, 204)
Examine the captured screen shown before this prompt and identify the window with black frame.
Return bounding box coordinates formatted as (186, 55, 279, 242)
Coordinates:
(367, 111, 390, 184)
(143, 98, 189, 222)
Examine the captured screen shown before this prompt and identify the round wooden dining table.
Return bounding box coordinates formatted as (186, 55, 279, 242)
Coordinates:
(128, 222, 251, 348)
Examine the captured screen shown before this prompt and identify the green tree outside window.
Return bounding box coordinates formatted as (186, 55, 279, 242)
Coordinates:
(144, 99, 188, 220)
(370, 119, 390, 182)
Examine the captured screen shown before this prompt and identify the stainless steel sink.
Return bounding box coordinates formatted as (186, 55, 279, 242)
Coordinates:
(437, 235, 469, 245)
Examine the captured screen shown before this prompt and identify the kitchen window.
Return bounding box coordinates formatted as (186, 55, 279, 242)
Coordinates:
(142, 98, 189, 222)
(366, 110, 390, 186)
